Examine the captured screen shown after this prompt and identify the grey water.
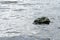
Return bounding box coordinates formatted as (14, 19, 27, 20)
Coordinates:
(0, 0, 60, 40)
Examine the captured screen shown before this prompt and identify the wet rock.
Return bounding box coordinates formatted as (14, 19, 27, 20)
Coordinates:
(33, 17, 50, 25)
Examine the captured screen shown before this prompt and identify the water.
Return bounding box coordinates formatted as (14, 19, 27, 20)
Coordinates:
(0, 0, 60, 40)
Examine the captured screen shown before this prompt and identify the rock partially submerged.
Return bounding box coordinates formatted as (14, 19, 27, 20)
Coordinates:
(33, 17, 50, 25)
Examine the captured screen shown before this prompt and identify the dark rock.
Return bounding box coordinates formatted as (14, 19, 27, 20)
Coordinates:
(33, 17, 50, 25)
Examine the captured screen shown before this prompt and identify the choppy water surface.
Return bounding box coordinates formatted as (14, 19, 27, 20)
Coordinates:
(0, 0, 60, 40)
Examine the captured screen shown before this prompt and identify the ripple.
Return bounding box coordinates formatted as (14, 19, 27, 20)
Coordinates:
(0, 35, 50, 40)
(0, 1, 18, 4)
(6, 31, 20, 34)
(13, 9, 26, 11)
(2, 18, 10, 20)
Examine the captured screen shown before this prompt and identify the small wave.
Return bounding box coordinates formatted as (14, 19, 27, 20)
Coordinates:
(0, 35, 50, 40)
(6, 31, 20, 34)
(13, 9, 26, 11)
(0, 1, 18, 4)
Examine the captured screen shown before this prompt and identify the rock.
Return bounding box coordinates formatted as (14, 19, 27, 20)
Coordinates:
(33, 17, 50, 25)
